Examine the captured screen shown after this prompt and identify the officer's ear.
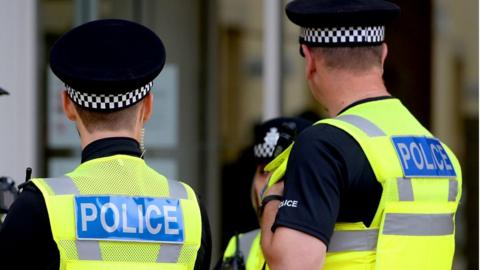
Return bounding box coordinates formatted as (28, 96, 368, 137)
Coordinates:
(61, 90, 77, 121)
(381, 43, 388, 67)
(141, 92, 153, 124)
(302, 45, 316, 81)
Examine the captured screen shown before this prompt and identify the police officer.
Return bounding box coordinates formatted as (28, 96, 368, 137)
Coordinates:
(0, 19, 211, 269)
(220, 117, 312, 270)
(259, 1, 462, 270)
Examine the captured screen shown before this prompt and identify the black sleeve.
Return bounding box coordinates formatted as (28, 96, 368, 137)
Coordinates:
(272, 124, 380, 246)
(194, 195, 212, 270)
(0, 183, 59, 269)
(272, 125, 348, 246)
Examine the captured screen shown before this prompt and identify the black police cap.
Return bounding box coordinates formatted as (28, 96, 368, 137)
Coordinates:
(253, 117, 312, 164)
(50, 19, 166, 111)
(285, 0, 400, 47)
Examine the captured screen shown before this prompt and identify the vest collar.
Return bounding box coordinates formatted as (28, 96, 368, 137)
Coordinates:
(337, 96, 394, 116)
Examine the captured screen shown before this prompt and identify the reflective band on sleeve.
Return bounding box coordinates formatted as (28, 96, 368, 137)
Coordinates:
(448, 179, 458, 202)
(397, 178, 414, 201)
(157, 244, 182, 263)
(328, 229, 378, 252)
(383, 213, 454, 236)
(76, 240, 102, 260)
(168, 180, 188, 199)
(44, 176, 80, 195)
(336, 115, 386, 137)
(239, 229, 260, 256)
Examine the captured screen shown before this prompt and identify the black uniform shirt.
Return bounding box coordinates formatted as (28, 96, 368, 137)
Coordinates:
(272, 97, 391, 246)
(0, 137, 211, 270)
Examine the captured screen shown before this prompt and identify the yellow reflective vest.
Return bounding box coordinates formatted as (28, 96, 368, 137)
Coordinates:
(265, 98, 462, 270)
(32, 154, 202, 270)
(223, 229, 268, 270)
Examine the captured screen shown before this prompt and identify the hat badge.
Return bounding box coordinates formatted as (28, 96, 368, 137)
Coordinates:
(264, 127, 280, 146)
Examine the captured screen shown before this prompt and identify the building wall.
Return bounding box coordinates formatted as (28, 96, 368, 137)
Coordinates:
(432, 0, 478, 154)
(0, 0, 38, 183)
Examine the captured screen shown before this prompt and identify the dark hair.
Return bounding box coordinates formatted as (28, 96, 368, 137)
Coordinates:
(74, 100, 142, 133)
(312, 45, 383, 72)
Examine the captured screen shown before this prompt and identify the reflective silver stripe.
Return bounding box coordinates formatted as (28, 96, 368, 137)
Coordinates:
(44, 176, 79, 195)
(336, 115, 386, 137)
(168, 179, 188, 199)
(76, 240, 102, 260)
(397, 178, 414, 201)
(157, 244, 182, 263)
(239, 229, 260, 256)
(328, 230, 378, 252)
(383, 213, 454, 236)
(448, 179, 458, 202)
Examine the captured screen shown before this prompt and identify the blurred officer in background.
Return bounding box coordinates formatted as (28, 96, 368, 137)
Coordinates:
(219, 117, 312, 270)
(259, 1, 462, 269)
(0, 19, 211, 269)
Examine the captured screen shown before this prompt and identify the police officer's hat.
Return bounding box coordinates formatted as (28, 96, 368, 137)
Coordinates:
(50, 19, 166, 112)
(285, 0, 400, 48)
(253, 117, 312, 164)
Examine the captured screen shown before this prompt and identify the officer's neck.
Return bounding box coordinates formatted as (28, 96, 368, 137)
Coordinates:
(315, 67, 389, 117)
(79, 131, 138, 150)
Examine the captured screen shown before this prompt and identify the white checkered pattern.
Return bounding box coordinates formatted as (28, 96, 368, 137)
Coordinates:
(300, 25, 385, 45)
(254, 142, 276, 159)
(65, 81, 153, 111)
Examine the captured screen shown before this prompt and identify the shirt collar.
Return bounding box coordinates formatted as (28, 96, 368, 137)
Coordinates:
(81, 137, 142, 163)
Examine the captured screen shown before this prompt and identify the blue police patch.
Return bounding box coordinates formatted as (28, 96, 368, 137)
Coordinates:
(75, 196, 184, 243)
(392, 136, 456, 177)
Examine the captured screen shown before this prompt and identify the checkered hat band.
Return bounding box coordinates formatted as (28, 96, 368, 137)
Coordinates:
(65, 81, 153, 111)
(300, 25, 385, 45)
(253, 142, 276, 159)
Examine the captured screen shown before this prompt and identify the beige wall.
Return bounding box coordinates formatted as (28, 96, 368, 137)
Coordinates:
(432, 0, 479, 156)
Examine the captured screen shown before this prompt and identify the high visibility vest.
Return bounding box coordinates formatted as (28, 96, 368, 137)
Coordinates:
(222, 229, 268, 270)
(32, 154, 202, 270)
(265, 98, 462, 270)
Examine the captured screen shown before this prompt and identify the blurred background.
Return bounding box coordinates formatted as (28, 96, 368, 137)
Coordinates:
(0, 0, 478, 269)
